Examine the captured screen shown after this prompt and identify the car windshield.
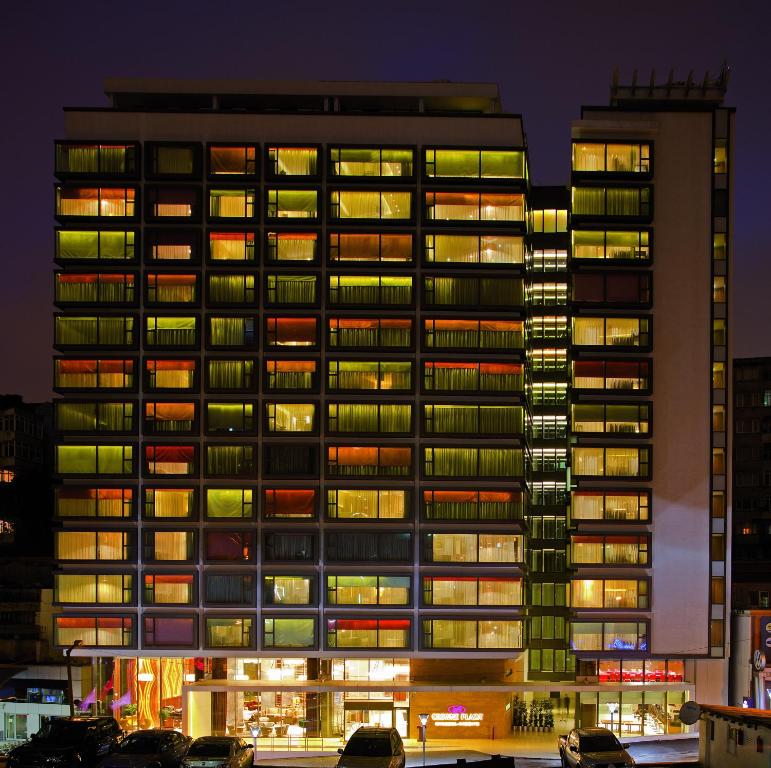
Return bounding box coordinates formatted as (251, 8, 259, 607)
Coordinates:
(37, 721, 96, 746)
(343, 737, 392, 757)
(118, 735, 162, 754)
(188, 741, 232, 757)
(581, 734, 621, 752)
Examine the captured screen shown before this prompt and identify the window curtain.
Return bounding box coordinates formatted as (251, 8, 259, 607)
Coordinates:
(210, 191, 249, 218)
(573, 448, 604, 476)
(154, 277, 195, 303)
(275, 234, 316, 261)
(56, 317, 97, 345)
(274, 191, 317, 218)
(606, 449, 640, 477)
(152, 489, 193, 518)
(606, 494, 641, 520)
(154, 361, 195, 389)
(572, 538, 604, 564)
(607, 188, 641, 216)
(206, 574, 251, 604)
(479, 534, 520, 563)
(146, 445, 194, 475)
(156, 147, 193, 174)
(606, 318, 641, 346)
(57, 231, 98, 260)
(572, 494, 604, 520)
(604, 539, 642, 564)
(428, 619, 477, 648)
(273, 276, 316, 304)
(154, 243, 192, 261)
(147, 402, 193, 432)
(571, 623, 603, 651)
(326, 532, 410, 562)
(265, 445, 315, 475)
(480, 278, 523, 306)
(268, 361, 313, 390)
(432, 235, 479, 263)
(430, 579, 477, 605)
(573, 188, 605, 215)
(480, 364, 523, 392)
(206, 489, 248, 518)
(59, 146, 100, 173)
(430, 533, 476, 562)
(151, 532, 189, 561)
(206, 445, 254, 475)
(208, 360, 251, 389)
(152, 576, 192, 603)
(210, 235, 250, 261)
(604, 580, 639, 608)
(210, 317, 247, 346)
(58, 531, 97, 559)
(268, 618, 314, 648)
(207, 619, 250, 647)
(276, 148, 316, 175)
(57, 574, 98, 604)
(264, 533, 314, 561)
(478, 620, 521, 649)
(479, 578, 521, 605)
(573, 318, 605, 346)
(268, 576, 310, 604)
(149, 317, 194, 346)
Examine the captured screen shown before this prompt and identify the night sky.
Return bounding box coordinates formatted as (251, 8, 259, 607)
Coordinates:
(1, 0, 768, 402)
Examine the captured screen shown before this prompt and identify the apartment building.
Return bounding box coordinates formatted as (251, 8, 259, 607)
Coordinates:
(51, 74, 732, 740)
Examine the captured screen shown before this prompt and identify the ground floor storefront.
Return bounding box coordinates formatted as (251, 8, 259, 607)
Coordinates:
(75, 656, 696, 743)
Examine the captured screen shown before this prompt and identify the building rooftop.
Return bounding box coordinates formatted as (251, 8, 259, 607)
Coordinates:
(700, 704, 771, 730)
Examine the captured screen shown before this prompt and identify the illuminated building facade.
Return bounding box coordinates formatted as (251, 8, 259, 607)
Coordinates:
(52, 75, 732, 740)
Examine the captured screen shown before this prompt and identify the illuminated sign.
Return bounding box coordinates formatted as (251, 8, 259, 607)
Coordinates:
(430, 709, 484, 727)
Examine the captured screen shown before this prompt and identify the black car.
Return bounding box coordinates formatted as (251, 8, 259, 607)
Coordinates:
(8, 716, 123, 768)
(182, 737, 254, 768)
(99, 729, 191, 768)
(337, 728, 406, 768)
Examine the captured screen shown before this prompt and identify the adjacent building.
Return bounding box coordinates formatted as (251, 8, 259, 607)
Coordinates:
(51, 73, 733, 740)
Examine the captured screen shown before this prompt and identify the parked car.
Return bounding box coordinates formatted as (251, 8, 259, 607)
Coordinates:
(558, 727, 635, 768)
(99, 729, 191, 768)
(182, 737, 253, 768)
(8, 716, 123, 768)
(336, 727, 405, 768)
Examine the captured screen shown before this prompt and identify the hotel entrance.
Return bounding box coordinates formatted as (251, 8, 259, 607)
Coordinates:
(343, 701, 409, 739)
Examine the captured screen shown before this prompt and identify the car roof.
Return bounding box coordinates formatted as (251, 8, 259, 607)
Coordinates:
(575, 727, 616, 737)
(349, 728, 398, 737)
(192, 737, 238, 743)
(126, 729, 177, 735)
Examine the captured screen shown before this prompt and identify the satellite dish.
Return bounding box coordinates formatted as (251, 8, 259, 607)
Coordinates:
(679, 701, 701, 725)
(753, 649, 767, 673)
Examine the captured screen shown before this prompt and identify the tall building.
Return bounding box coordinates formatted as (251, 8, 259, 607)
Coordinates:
(52, 73, 733, 739)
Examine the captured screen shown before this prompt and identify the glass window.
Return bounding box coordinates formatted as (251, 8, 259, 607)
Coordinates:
(266, 317, 318, 347)
(423, 361, 523, 393)
(423, 532, 523, 563)
(425, 192, 524, 222)
(144, 402, 195, 434)
(150, 144, 197, 176)
(143, 573, 194, 605)
(209, 188, 257, 219)
(56, 230, 136, 262)
(423, 404, 524, 435)
(146, 359, 196, 391)
(267, 189, 319, 219)
(144, 488, 195, 519)
(208, 316, 256, 348)
(327, 446, 412, 477)
(264, 531, 315, 561)
(207, 359, 255, 391)
(145, 316, 197, 347)
(205, 574, 255, 605)
(573, 317, 649, 347)
(209, 145, 257, 176)
(147, 187, 199, 218)
(266, 231, 318, 262)
(327, 575, 410, 605)
(263, 617, 315, 648)
(572, 359, 650, 392)
(330, 190, 412, 220)
(266, 274, 317, 305)
(571, 535, 649, 566)
(422, 619, 522, 649)
(425, 149, 525, 179)
(423, 447, 525, 478)
(327, 618, 410, 648)
(423, 576, 522, 606)
(264, 576, 313, 605)
(205, 530, 252, 561)
(573, 230, 650, 261)
(266, 360, 317, 391)
(56, 401, 134, 433)
(572, 447, 650, 478)
(571, 491, 649, 522)
(56, 186, 136, 218)
(422, 490, 523, 521)
(146, 273, 197, 304)
(268, 147, 318, 176)
(55, 273, 136, 304)
(56, 530, 131, 561)
(55, 315, 135, 347)
(424, 234, 524, 264)
(572, 403, 650, 435)
(143, 616, 195, 648)
(326, 531, 411, 561)
(327, 489, 408, 519)
(571, 579, 648, 609)
(144, 445, 195, 476)
(331, 148, 413, 177)
(328, 361, 411, 392)
(205, 444, 256, 476)
(55, 616, 133, 647)
(263, 489, 316, 520)
(572, 186, 651, 217)
(572, 142, 651, 173)
(206, 403, 255, 433)
(329, 275, 412, 306)
(55, 574, 133, 605)
(57, 444, 133, 475)
(574, 272, 650, 305)
(265, 403, 316, 432)
(424, 276, 523, 308)
(424, 319, 523, 350)
(329, 318, 412, 349)
(329, 232, 412, 263)
(206, 488, 254, 519)
(56, 143, 137, 175)
(209, 231, 256, 262)
(143, 530, 194, 562)
(328, 403, 411, 434)
(146, 230, 199, 263)
(206, 273, 256, 305)
(55, 487, 134, 518)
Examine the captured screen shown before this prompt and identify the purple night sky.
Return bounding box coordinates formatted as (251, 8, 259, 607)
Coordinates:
(1, 0, 768, 402)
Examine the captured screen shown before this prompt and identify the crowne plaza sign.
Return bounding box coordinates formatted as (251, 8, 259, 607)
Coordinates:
(430, 706, 485, 726)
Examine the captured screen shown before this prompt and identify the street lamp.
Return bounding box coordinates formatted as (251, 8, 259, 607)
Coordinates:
(249, 725, 260, 753)
(66, 640, 83, 717)
(418, 713, 429, 768)
(607, 702, 618, 734)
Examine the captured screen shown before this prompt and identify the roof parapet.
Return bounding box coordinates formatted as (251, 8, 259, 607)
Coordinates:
(610, 64, 729, 107)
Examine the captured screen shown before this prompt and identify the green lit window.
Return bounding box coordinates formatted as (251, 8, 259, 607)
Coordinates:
(422, 490, 524, 521)
(572, 229, 651, 261)
(207, 359, 255, 390)
(145, 316, 196, 346)
(209, 188, 257, 219)
(265, 403, 316, 432)
(55, 316, 135, 347)
(331, 148, 413, 177)
(144, 488, 195, 519)
(55, 273, 135, 304)
(266, 231, 318, 262)
(423, 532, 523, 563)
(144, 402, 195, 434)
(205, 445, 256, 476)
(55, 616, 133, 648)
(206, 488, 254, 519)
(56, 143, 137, 175)
(424, 276, 523, 307)
(423, 404, 524, 435)
(572, 187, 651, 217)
(265, 360, 317, 391)
(206, 617, 253, 648)
(56, 186, 136, 217)
(572, 403, 650, 435)
(55, 487, 134, 519)
(329, 318, 412, 349)
(267, 189, 318, 219)
(327, 445, 412, 477)
(423, 576, 522, 606)
(329, 232, 413, 263)
(571, 579, 649, 609)
(423, 361, 523, 393)
(146, 359, 196, 391)
(530, 582, 568, 608)
(56, 401, 134, 432)
(571, 491, 650, 522)
(268, 147, 318, 176)
(529, 209, 568, 233)
(572, 142, 651, 173)
(328, 360, 411, 391)
(328, 403, 411, 434)
(207, 402, 255, 433)
(209, 145, 257, 176)
(57, 444, 133, 475)
(266, 274, 317, 305)
(330, 190, 411, 220)
(209, 231, 256, 262)
(327, 618, 410, 649)
(55, 573, 133, 605)
(572, 447, 650, 478)
(327, 576, 410, 605)
(207, 274, 256, 304)
(422, 619, 522, 650)
(423, 447, 524, 478)
(263, 617, 315, 648)
(329, 275, 413, 306)
(425, 149, 525, 179)
(424, 319, 523, 350)
(573, 317, 649, 347)
(425, 192, 524, 222)
(55, 230, 136, 262)
(146, 274, 197, 304)
(56, 530, 132, 561)
(326, 489, 408, 519)
(424, 234, 524, 264)
(264, 576, 313, 605)
(208, 316, 256, 347)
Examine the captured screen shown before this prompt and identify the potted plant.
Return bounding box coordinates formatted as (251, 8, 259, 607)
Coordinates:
(159, 705, 175, 724)
(543, 700, 554, 731)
